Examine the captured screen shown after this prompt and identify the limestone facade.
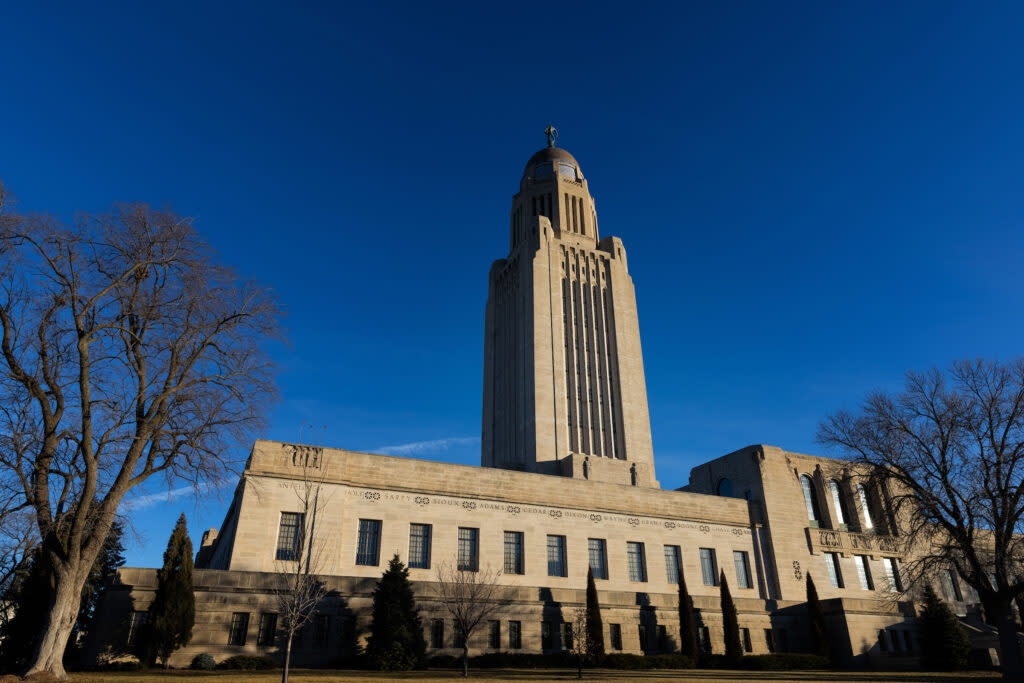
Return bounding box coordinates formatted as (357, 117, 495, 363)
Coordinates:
(88, 138, 979, 670)
(482, 144, 656, 487)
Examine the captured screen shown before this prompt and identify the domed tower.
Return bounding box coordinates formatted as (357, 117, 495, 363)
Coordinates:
(482, 128, 657, 487)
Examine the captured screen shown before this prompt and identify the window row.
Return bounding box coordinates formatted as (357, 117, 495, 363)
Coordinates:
(799, 475, 895, 534)
(280, 517, 755, 589)
(130, 607, 909, 659)
(426, 617, 777, 655)
(822, 553, 903, 592)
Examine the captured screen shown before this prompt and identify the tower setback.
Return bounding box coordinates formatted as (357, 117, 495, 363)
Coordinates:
(482, 135, 657, 487)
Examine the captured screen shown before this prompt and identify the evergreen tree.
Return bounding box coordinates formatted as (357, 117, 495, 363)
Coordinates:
(677, 565, 698, 659)
(0, 548, 51, 673)
(140, 513, 195, 667)
(70, 520, 126, 658)
(1, 517, 126, 672)
(806, 574, 829, 659)
(585, 567, 605, 659)
(719, 570, 742, 663)
(367, 555, 426, 670)
(919, 584, 970, 670)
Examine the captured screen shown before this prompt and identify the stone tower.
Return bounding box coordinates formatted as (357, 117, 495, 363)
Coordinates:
(482, 130, 657, 487)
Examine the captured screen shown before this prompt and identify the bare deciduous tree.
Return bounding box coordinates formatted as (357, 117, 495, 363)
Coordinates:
(818, 360, 1024, 677)
(0, 184, 281, 678)
(273, 446, 330, 683)
(568, 606, 598, 679)
(434, 562, 512, 677)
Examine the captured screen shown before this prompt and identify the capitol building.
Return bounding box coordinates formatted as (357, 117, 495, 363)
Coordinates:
(90, 133, 981, 668)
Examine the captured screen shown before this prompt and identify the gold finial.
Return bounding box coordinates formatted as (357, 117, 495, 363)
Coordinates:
(544, 124, 558, 148)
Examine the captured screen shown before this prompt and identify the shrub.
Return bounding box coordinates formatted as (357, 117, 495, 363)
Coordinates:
(426, 654, 461, 668)
(190, 653, 216, 670)
(601, 653, 694, 669)
(737, 653, 830, 670)
(328, 653, 370, 669)
(95, 660, 144, 671)
(217, 654, 277, 670)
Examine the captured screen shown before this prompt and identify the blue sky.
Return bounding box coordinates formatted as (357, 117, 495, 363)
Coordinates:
(3, 2, 1023, 568)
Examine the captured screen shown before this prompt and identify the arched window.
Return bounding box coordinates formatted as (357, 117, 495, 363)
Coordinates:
(828, 480, 852, 528)
(856, 484, 873, 530)
(800, 475, 822, 527)
(717, 478, 734, 497)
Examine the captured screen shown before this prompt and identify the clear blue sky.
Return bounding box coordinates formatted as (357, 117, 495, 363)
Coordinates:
(3, 2, 1023, 568)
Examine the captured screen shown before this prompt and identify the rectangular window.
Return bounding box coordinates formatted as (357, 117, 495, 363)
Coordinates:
(430, 619, 444, 649)
(825, 552, 844, 588)
(657, 624, 668, 651)
(547, 535, 567, 577)
(356, 519, 382, 566)
(541, 621, 553, 650)
(314, 614, 329, 647)
(764, 628, 775, 653)
(855, 555, 874, 590)
(126, 610, 148, 647)
(740, 627, 752, 653)
(638, 624, 649, 651)
(942, 569, 963, 601)
(455, 625, 466, 648)
(733, 551, 752, 589)
(408, 523, 431, 569)
(228, 612, 249, 646)
(877, 629, 888, 652)
(458, 527, 479, 571)
(664, 545, 682, 583)
(777, 627, 789, 653)
(509, 620, 522, 649)
(609, 623, 622, 650)
(257, 613, 277, 647)
(700, 626, 711, 653)
(627, 542, 647, 582)
(884, 558, 902, 592)
(699, 548, 717, 586)
(488, 620, 500, 649)
(504, 531, 524, 575)
(560, 622, 573, 651)
(276, 512, 304, 561)
(588, 538, 608, 580)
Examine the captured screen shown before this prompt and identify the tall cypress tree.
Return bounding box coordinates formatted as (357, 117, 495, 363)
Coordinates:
(367, 555, 426, 670)
(919, 584, 970, 670)
(141, 513, 195, 667)
(585, 567, 605, 659)
(719, 570, 742, 663)
(806, 574, 829, 659)
(677, 566, 698, 659)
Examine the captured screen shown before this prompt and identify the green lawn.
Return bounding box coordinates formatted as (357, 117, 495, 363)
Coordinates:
(64, 669, 1001, 683)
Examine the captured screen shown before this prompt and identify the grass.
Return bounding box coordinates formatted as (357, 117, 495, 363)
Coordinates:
(62, 669, 1002, 683)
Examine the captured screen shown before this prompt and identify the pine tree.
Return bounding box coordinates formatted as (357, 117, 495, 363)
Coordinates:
(806, 574, 829, 659)
(141, 513, 195, 667)
(719, 570, 742, 663)
(919, 584, 970, 670)
(367, 555, 426, 670)
(71, 519, 126, 657)
(585, 567, 605, 659)
(677, 565, 698, 660)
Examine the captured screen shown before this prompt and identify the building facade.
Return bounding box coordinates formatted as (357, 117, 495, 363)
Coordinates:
(89, 135, 987, 669)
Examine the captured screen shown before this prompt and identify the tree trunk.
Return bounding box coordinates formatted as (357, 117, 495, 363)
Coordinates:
(462, 643, 469, 677)
(23, 566, 87, 680)
(282, 634, 293, 683)
(577, 653, 583, 678)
